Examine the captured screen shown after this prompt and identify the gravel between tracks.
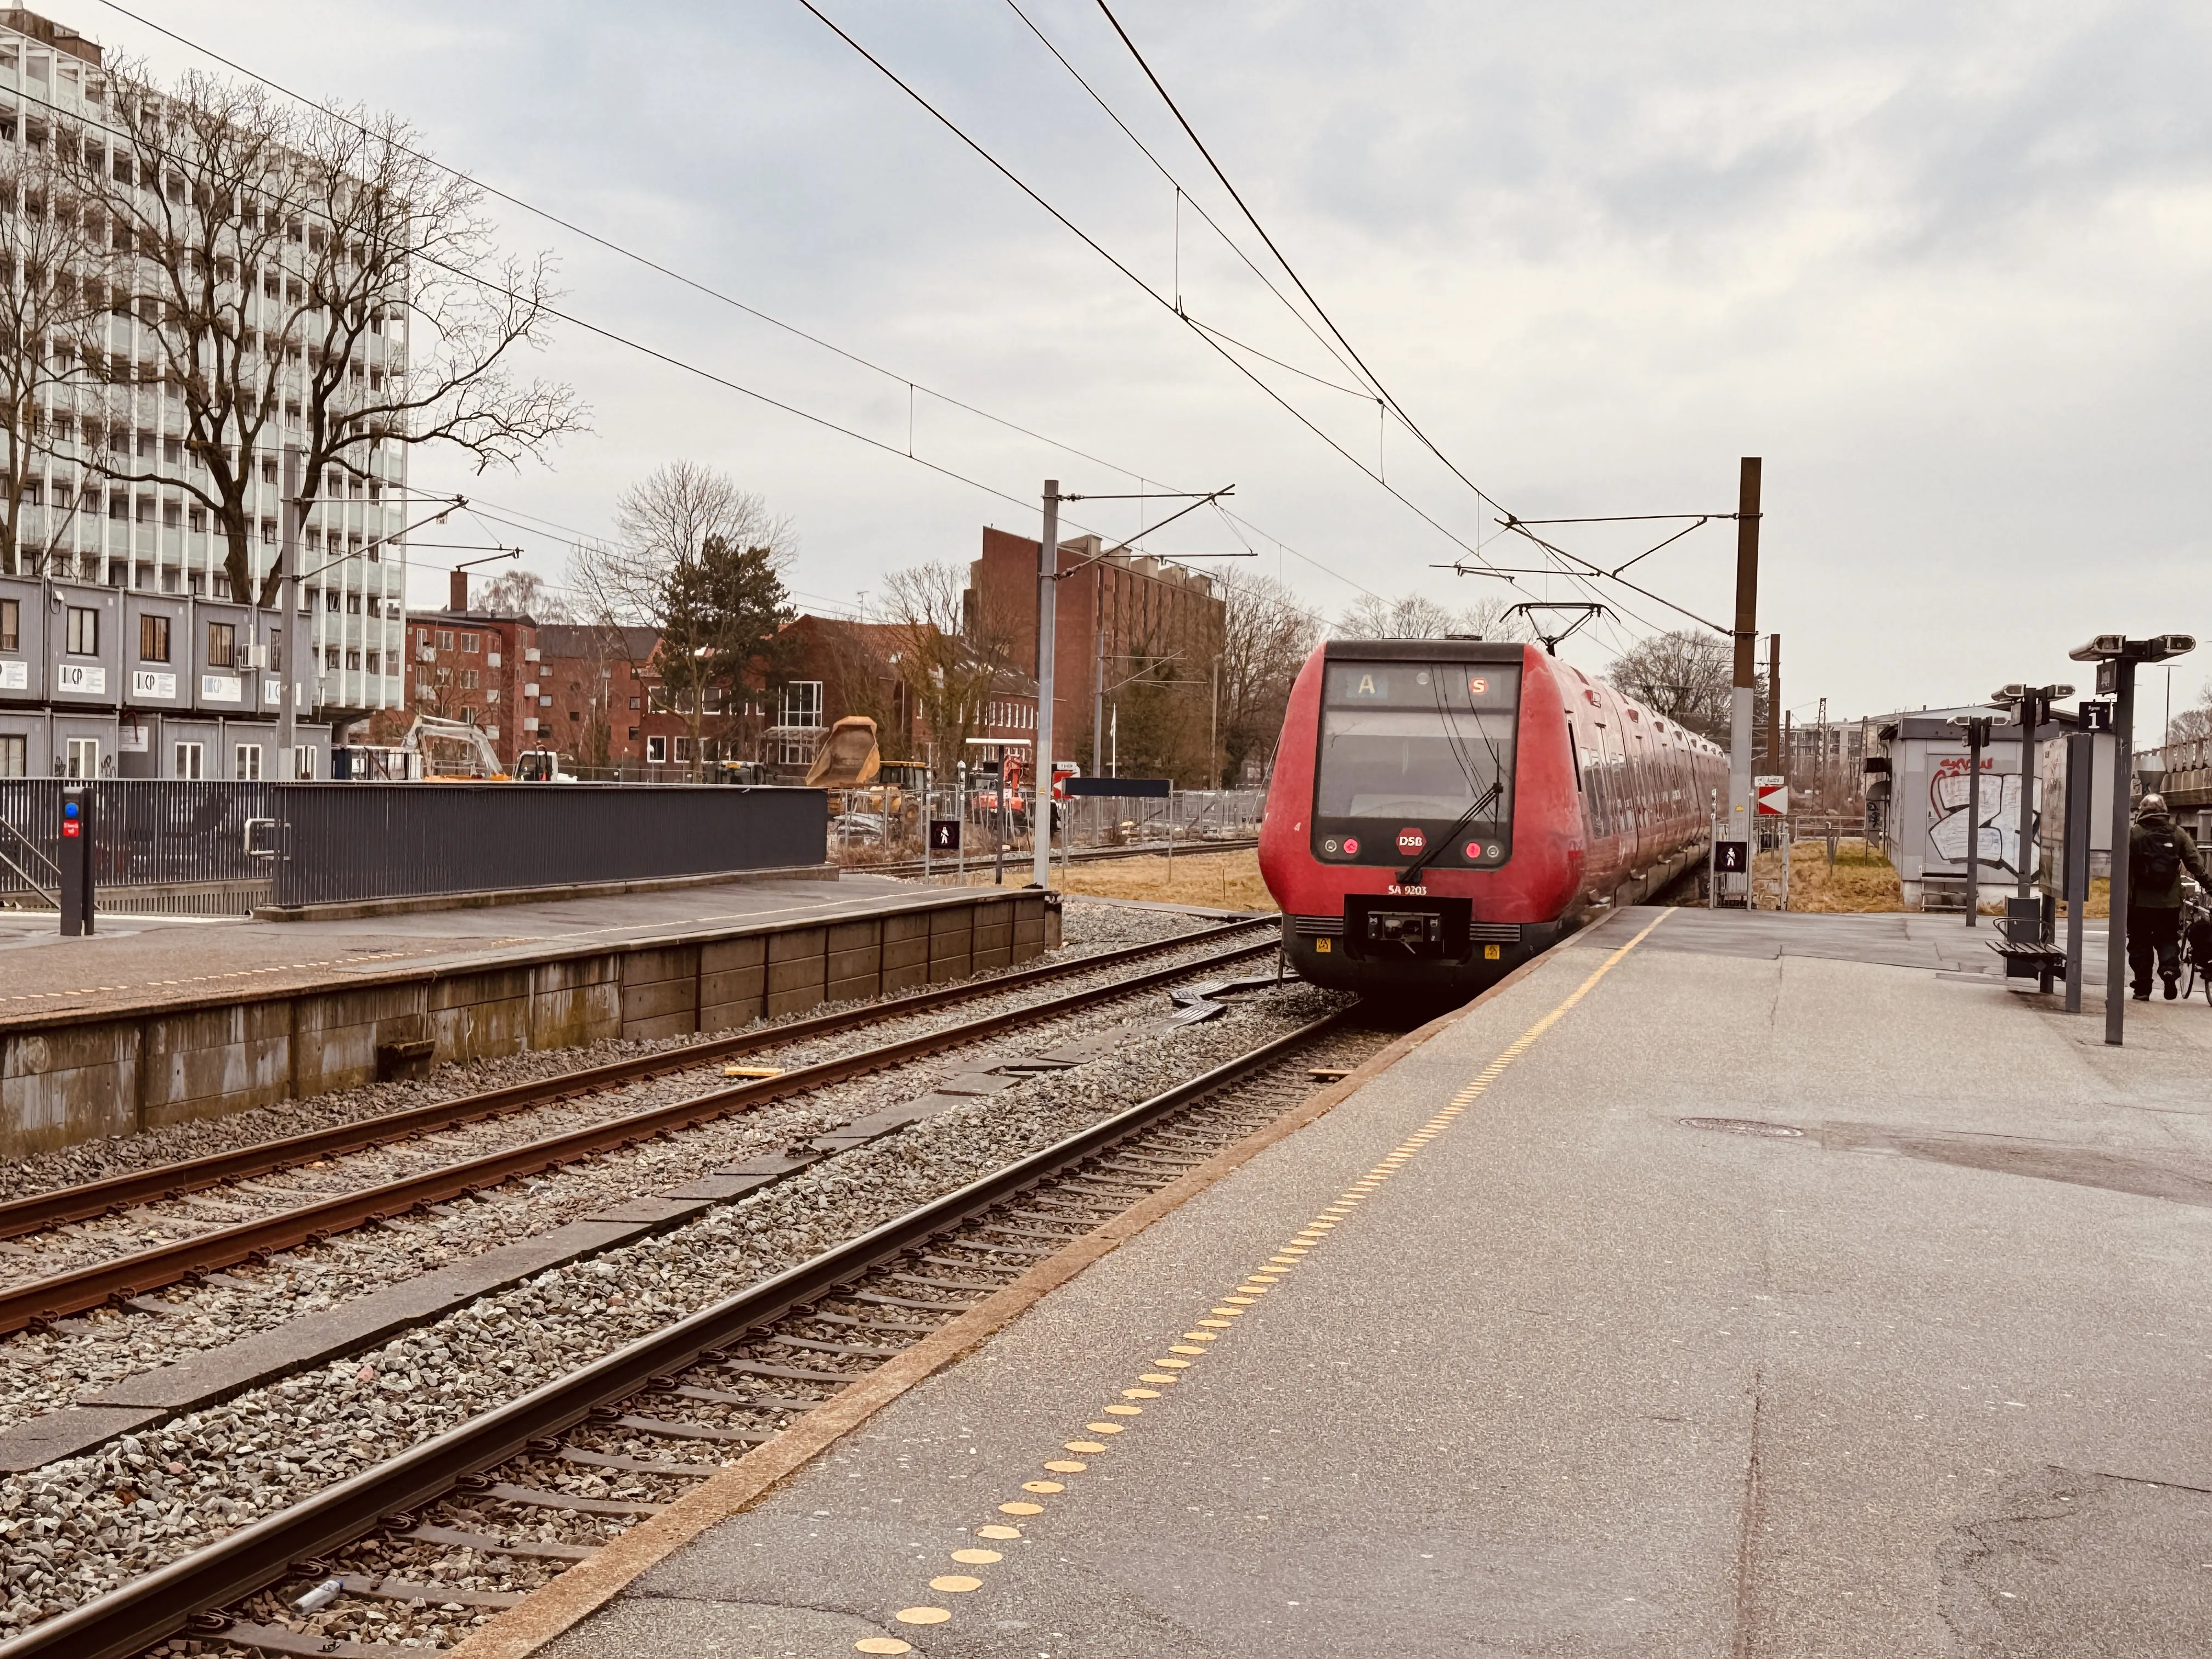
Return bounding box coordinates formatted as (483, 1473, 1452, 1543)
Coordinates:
(0, 979, 1339, 1638)
(0, 926, 1271, 1434)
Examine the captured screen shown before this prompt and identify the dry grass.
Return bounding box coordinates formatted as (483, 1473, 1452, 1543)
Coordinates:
(1753, 838, 1905, 912)
(925, 847, 1276, 911)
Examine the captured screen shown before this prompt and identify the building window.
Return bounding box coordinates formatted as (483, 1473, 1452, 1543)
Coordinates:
(0, 599, 16, 652)
(781, 681, 823, 728)
(206, 621, 235, 668)
(345, 649, 360, 670)
(461, 633, 480, 653)
(674, 736, 693, 762)
(646, 735, 668, 764)
(234, 743, 263, 780)
(325, 646, 340, 670)
(0, 736, 24, 777)
(173, 741, 202, 778)
(65, 737, 99, 778)
(139, 614, 170, 663)
(366, 651, 381, 675)
(437, 629, 454, 650)
(461, 669, 478, 690)
(65, 606, 98, 654)
(294, 746, 316, 780)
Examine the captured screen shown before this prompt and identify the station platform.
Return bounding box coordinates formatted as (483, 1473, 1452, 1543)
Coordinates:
(509, 904, 2212, 1659)
(0, 874, 1068, 1159)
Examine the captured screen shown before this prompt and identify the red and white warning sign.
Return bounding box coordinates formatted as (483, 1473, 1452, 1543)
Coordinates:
(1754, 775, 1789, 816)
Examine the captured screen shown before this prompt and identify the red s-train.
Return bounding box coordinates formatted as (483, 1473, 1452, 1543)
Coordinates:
(1259, 639, 1726, 1003)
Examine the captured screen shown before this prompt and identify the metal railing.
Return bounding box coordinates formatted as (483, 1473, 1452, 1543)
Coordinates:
(268, 783, 829, 909)
(0, 780, 274, 913)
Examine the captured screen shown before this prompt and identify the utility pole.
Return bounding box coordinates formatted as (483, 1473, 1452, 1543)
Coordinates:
(1767, 632, 1782, 778)
(1728, 458, 1762, 889)
(1091, 575, 1105, 788)
(1031, 481, 1059, 891)
(278, 444, 302, 775)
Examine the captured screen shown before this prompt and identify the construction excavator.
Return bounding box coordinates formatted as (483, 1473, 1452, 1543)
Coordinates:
(401, 715, 510, 781)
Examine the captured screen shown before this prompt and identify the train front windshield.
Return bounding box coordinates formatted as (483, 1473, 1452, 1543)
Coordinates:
(1311, 660, 1520, 867)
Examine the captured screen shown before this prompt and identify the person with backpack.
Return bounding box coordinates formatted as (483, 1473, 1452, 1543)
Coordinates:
(2126, 793, 2208, 1000)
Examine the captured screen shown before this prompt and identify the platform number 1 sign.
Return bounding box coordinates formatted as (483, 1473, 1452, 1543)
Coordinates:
(929, 819, 961, 852)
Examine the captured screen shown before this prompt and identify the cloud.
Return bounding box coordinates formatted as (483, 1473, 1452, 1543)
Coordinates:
(112, 0, 2212, 715)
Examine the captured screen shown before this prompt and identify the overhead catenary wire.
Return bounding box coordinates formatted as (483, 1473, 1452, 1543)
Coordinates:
(1082, 0, 1690, 636)
(795, 0, 1539, 603)
(79, 0, 1654, 657)
(76, 0, 1386, 611)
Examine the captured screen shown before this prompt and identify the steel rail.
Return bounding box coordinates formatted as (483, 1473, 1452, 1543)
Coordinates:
(0, 1008, 1344, 1659)
(0, 936, 1280, 1335)
(0, 917, 1276, 1242)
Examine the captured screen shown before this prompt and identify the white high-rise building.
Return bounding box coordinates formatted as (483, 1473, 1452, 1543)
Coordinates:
(0, 8, 407, 727)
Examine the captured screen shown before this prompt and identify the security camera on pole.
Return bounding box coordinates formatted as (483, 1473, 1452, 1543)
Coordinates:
(2066, 632, 2196, 1046)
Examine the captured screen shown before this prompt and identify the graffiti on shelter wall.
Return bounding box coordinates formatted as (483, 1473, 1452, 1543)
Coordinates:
(1926, 757, 2032, 873)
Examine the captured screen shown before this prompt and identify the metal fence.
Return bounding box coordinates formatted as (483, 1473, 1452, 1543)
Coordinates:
(0, 780, 275, 914)
(268, 783, 828, 909)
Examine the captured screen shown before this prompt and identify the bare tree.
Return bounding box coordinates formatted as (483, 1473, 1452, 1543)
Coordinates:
(88, 64, 584, 605)
(478, 566, 566, 620)
(1604, 629, 1735, 742)
(571, 460, 793, 627)
(1215, 569, 1317, 786)
(877, 561, 1012, 773)
(0, 115, 114, 573)
(2166, 680, 2212, 745)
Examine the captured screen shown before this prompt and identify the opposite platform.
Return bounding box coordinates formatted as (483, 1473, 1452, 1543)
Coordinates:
(0, 876, 1062, 1158)
(508, 904, 2210, 1659)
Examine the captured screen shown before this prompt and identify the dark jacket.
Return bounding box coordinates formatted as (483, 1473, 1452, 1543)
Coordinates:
(2126, 811, 2208, 909)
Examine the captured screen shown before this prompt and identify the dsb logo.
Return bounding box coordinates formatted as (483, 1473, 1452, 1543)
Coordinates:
(1395, 826, 1425, 854)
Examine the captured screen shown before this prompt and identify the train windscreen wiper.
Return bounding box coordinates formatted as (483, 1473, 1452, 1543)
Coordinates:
(1398, 780, 1502, 887)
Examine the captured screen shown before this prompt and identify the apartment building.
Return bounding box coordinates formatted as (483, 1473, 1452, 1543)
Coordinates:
(0, 10, 408, 734)
(400, 573, 543, 768)
(532, 623, 659, 770)
(968, 527, 1224, 771)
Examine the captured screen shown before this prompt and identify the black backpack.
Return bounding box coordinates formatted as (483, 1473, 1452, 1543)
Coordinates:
(2135, 831, 2182, 888)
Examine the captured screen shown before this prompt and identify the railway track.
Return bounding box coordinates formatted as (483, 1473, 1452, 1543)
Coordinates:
(855, 835, 1259, 880)
(2, 992, 1372, 1659)
(0, 920, 1282, 1337)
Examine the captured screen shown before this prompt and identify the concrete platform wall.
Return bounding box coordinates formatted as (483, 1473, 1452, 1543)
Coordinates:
(0, 890, 1054, 1159)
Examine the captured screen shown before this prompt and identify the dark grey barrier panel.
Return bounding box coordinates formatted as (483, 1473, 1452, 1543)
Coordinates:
(270, 783, 827, 907)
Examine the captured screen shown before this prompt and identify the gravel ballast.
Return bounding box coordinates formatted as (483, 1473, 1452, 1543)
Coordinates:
(0, 978, 1338, 1641)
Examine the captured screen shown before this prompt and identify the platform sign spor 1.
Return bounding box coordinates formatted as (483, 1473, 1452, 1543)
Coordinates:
(1754, 776, 1789, 816)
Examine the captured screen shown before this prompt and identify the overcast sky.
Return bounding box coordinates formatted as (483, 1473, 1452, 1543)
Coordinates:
(100, 0, 2212, 724)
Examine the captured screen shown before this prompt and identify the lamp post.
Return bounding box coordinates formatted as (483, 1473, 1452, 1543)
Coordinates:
(2067, 633, 2197, 1045)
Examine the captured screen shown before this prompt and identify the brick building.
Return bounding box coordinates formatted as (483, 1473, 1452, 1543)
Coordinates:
(398, 572, 541, 766)
(967, 528, 1223, 774)
(532, 623, 659, 771)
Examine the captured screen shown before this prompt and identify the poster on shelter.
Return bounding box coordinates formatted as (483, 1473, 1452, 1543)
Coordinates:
(1927, 760, 2030, 873)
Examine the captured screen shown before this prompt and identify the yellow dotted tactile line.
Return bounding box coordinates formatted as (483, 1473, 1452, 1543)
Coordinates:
(854, 910, 1672, 1652)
